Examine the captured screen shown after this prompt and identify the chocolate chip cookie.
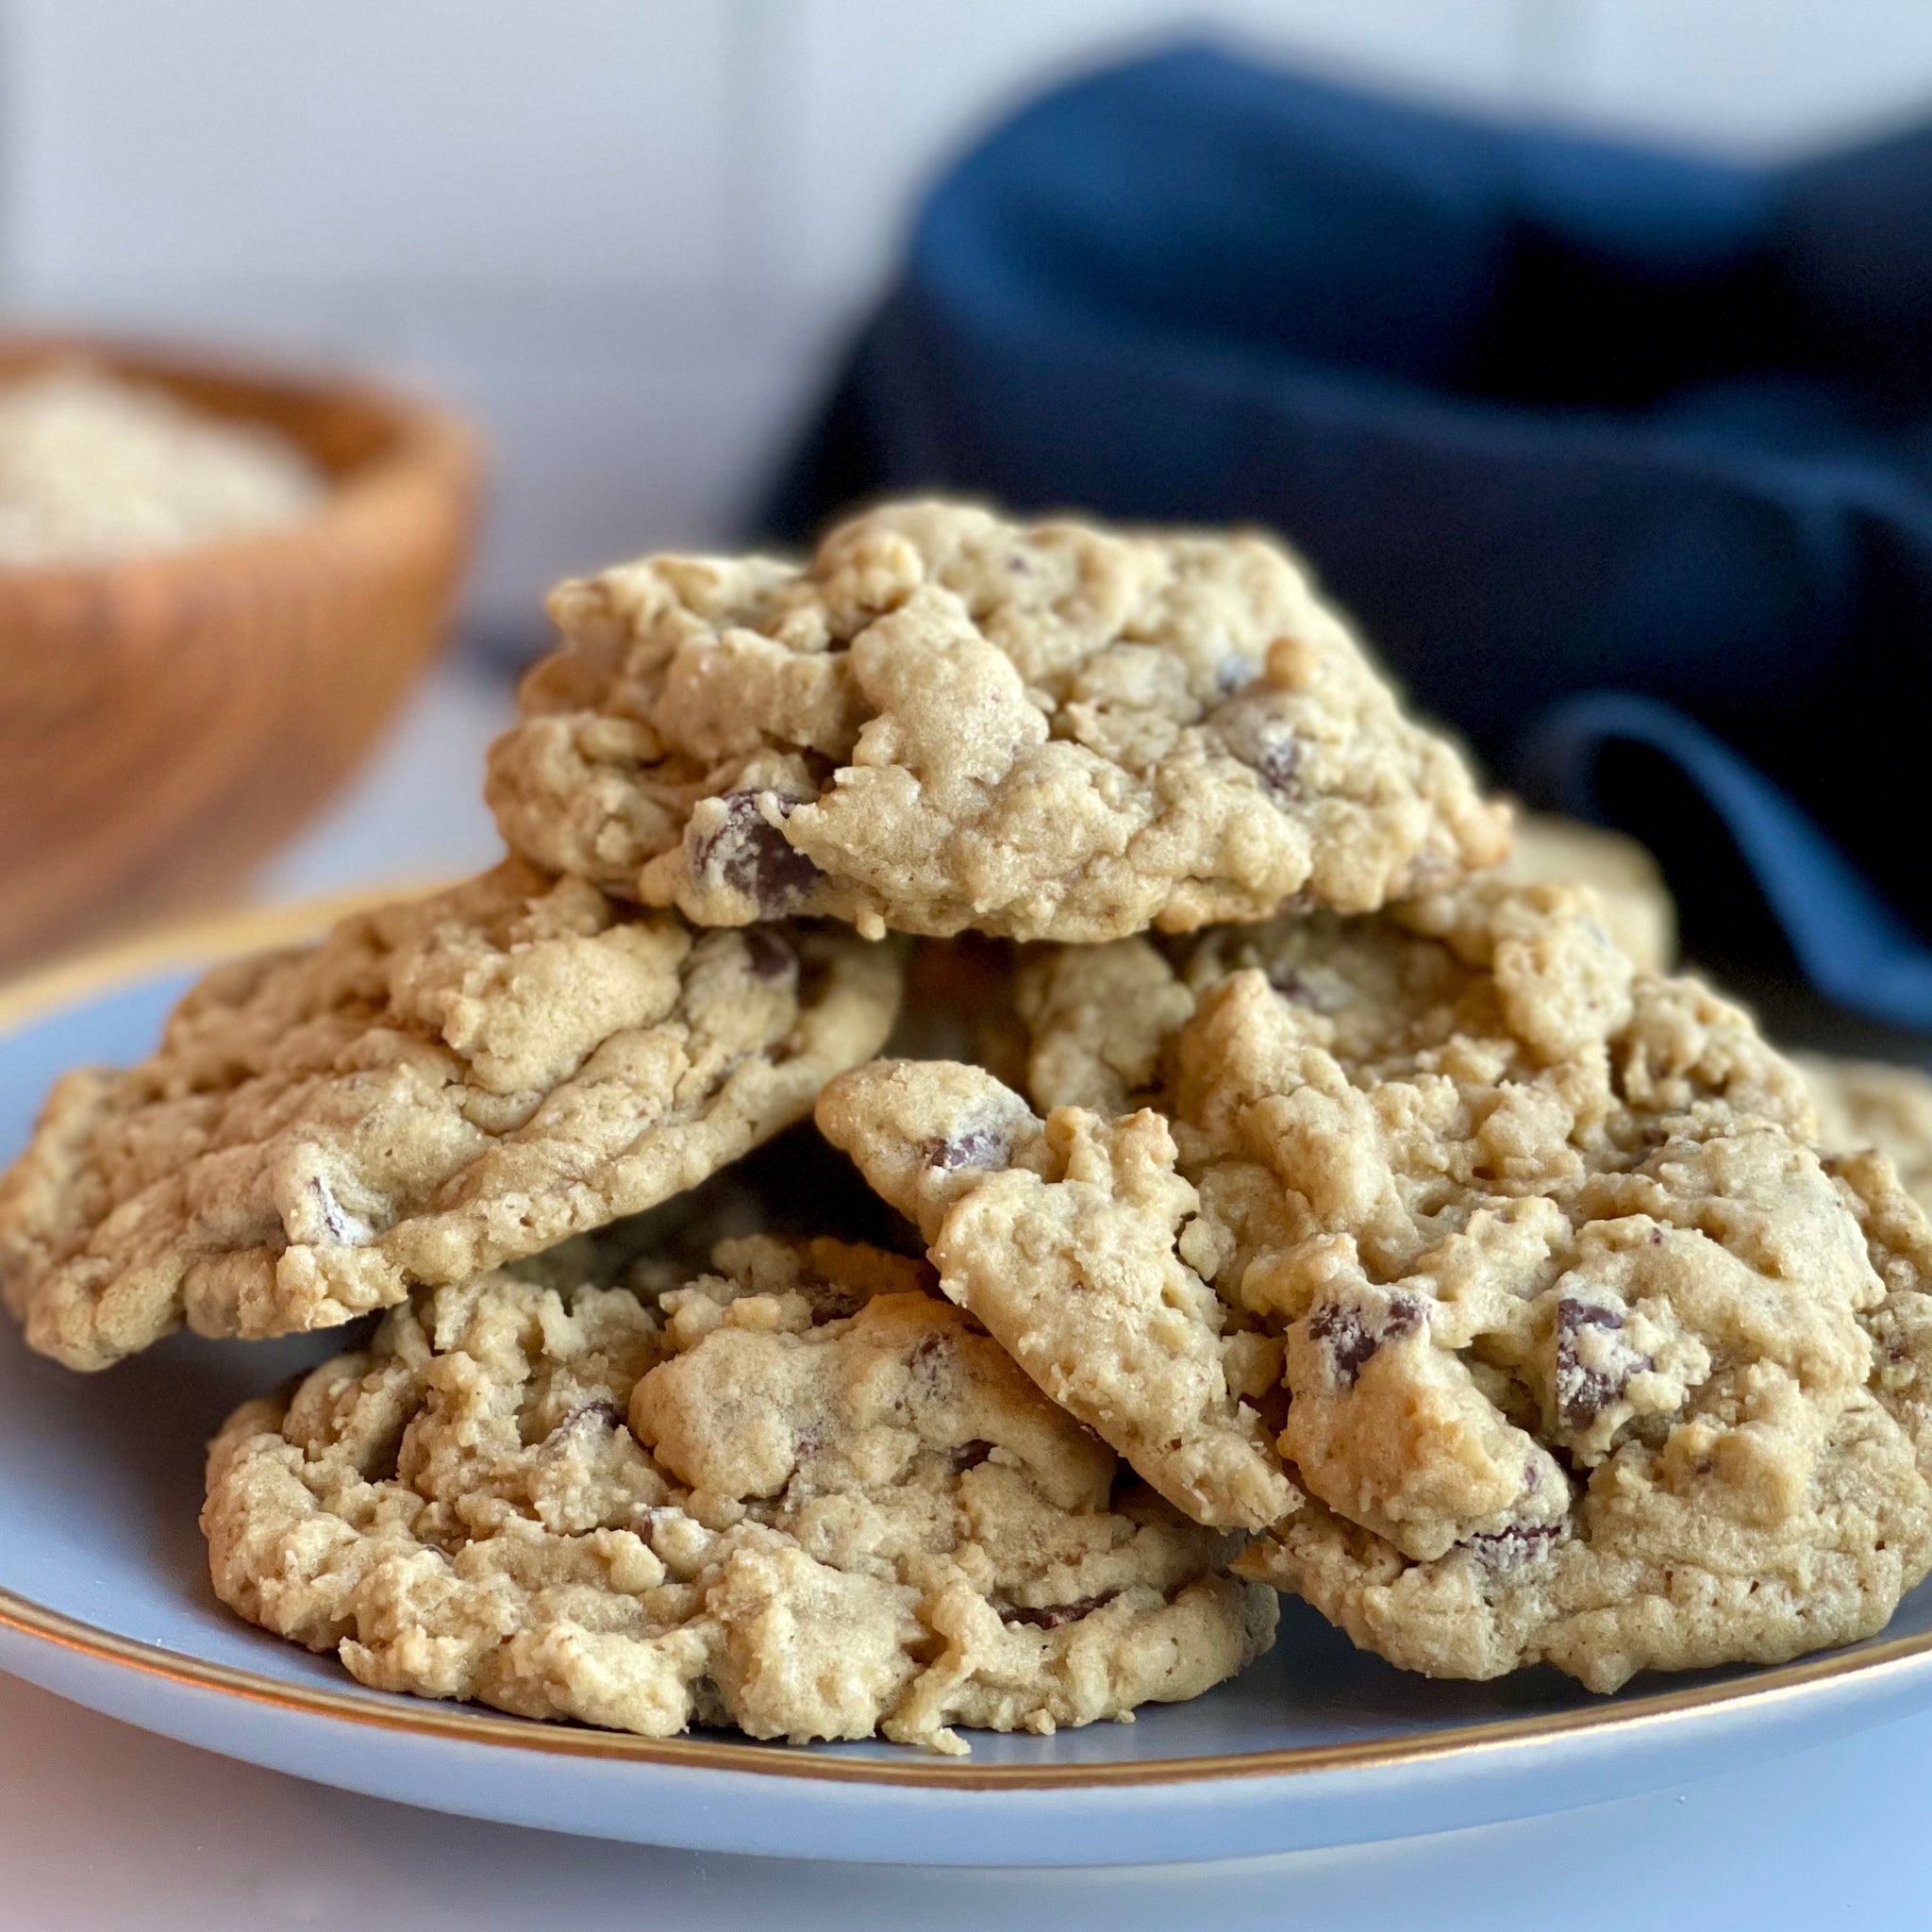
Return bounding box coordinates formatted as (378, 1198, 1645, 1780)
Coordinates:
(204, 1237, 1276, 1753)
(485, 500, 1508, 942)
(817, 1059, 1299, 1534)
(0, 861, 898, 1370)
(820, 880, 1932, 1690)
(1496, 812, 1676, 973)
(1799, 1052, 1932, 1215)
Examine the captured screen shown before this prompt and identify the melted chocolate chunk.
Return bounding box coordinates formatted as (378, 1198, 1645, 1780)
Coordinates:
(692, 791, 822, 913)
(1462, 1522, 1563, 1573)
(908, 1329, 952, 1397)
(1385, 1293, 1424, 1337)
(949, 1439, 993, 1473)
(1210, 696, 1302, 798)
(1554, 1297, 1649, 1430)
(1307, 1306, 1375, 1385)
(1308, 1291, 1425, 1388)
(923, 1124, 1010, 1173)
(741, 927, 798, 983)
(1250, 737, 1300, 794)
(1001, 1589, 1121, 1631)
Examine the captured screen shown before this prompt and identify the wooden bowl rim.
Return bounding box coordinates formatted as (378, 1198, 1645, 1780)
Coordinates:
(0, 329, 485, 587)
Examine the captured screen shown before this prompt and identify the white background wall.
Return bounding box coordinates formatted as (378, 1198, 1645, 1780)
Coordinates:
(5, 0, 1931, 641)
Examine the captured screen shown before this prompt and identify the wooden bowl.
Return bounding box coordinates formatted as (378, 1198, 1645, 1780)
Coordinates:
(0, 334, 484, 966)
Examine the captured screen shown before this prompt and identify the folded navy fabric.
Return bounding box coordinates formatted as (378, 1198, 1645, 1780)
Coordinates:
(762, 43, 1932, 1024)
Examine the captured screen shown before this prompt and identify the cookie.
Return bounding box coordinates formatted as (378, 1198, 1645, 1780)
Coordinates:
(1830, 1145, 1932, 1483)
(821, 880, 1932, 1690)
(0, 860, 899, 1370)
(1797, 1052, 1932, 1215)
(816, 1059, 1300, 1534)
(1496, 812, 1676, 973)
(485, 500, 1508, 942)
(203, 1237, 1276, 1754)
(504, 1117, 919, 1298)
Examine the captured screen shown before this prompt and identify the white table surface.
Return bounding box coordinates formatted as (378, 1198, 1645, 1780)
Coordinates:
(5, 660, 1923, 1929)
(0, 1663, 1918, 1930)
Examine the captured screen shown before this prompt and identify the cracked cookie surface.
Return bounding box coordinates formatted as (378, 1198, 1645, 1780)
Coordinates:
(823, 880, 1932, 1690)
(0, 860, 898, 1369)
(203, 1237, 1275, 1753)
(818, 1060, 1299, 1534)
(486, 500, 1507, 942)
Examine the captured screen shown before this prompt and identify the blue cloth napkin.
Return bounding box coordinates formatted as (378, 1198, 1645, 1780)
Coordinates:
(762, 43, 1932, 1025)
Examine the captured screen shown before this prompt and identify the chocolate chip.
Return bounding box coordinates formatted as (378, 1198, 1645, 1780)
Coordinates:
(691, 791, 822, 914)
(1558, 1300, 1622, 1337)
(1307, 1291, 1424, 1389)
(741, 928, 797, 983)
(908, 1330, 952, 1396)
(798, 1274, 871, 1322)
(548, 1398, 625, 1441)
(1461, 1523, 1563, 1573)
(1001, 1589, 1120, 1631)
(1384, 1292, 1424, 1338)
(1210, 697, 1302, 799)
(1251, 737, 1299, 793)
(1265, 962, 1348, 1013)
(950, 1440, 993, 1473)
(1307, 1307, 1375, 1384)
(1553, 1297, 1649, 1430)
(923, 1124, 1009, 1174)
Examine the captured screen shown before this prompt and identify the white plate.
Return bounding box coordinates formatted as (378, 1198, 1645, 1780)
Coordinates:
(3, 903, 1932, 1868)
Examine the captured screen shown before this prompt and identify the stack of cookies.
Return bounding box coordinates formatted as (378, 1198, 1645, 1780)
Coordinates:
(7, 500, 1932, 1756)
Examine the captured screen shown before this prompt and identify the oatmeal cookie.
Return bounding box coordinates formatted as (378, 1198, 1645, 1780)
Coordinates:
(204, 1238, 1275, 1754)
(485, 500, 1507, 942)
(1496, 812, 1676, 972)
(822, 880, 1932, 1690)
(0, 860, 898, 1370)
(1798, 1053, 1932, 1215)
(817, 1060, 1299, 1533)
(1830, 1146, 1932, 1478)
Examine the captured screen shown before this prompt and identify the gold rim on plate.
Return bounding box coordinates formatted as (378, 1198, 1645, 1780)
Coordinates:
(1, 891, 1929, 1791)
